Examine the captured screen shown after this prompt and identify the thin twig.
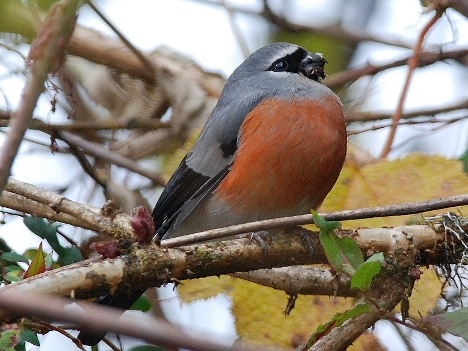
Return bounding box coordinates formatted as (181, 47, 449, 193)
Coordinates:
(101, 338, 121, 351)
(389, 115, 468, 153)
(162, 194, 468, 247)
(56, 227, 88, 259)
(85, 0, 156, 76)
(58, 131, 166, 186)
(29, 319, 86, 351)
(345, 98, 468, 123)
(194, 0, 415, 49)
(347, 115, 468, 136)
(0, 115, 169, 131)
(2, 176, 467, 247)
(389, 316, 460, 351)
(221, 0, 250, 58)
(390, 321, 419, 351)
(59, 131, 107, 188)
(380, 8, 446, 158)
(325, 47, 468, 90)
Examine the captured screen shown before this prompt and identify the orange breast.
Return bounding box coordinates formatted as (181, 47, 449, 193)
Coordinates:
(214, 96, 347, 216)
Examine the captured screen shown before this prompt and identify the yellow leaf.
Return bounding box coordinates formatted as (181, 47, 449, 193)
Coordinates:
(321, 153, 468, 228)
(179, 276, 354, 348)
(178, 276, 234, 302)
(24, 243, 46, 278)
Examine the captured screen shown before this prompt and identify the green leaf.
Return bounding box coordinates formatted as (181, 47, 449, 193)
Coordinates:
(0, 267, 24, 284)
(302, 304, 372, 348)
(351, 261, 382, 290)
(23, 217, 62, 254)
(24, 216, 82, 265)
(0, 237, 13, 253)
(128, 345, 167, 351)
(4, 265, 23, 273)
(24, 243, 46, 278)
(130, 296, 153, 312)
(366, 252, 385, 263)
(56, 246, 82, 266)
(0, 327, 20, 351)
(19, 328, 39, 346)
(423, 307, 468, 342)
(4, 266, 24, 282)
(1, 252, 29, 264)
(22, 249, 38, 261)
(14, 341, 25, 351)
(312, 211, 341, 233)
(460, 149, 468, 174)
(44, 252, 54, 270)
(314, 212, 363, 275)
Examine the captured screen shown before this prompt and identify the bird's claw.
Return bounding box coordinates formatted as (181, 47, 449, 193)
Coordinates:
(236, 230, 272, 258)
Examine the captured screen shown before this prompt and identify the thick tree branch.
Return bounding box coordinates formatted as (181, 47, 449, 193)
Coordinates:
(3, 178, 134, 242)
(0, 190, 93, 228)
(2, 231, 323, 303)
(231, 266, 356, 297)
(0, 224, 453, 308)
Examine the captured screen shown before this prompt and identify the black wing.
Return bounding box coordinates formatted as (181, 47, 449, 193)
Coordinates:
(152, 155, 231, 239)
(153, 156, 208, 235)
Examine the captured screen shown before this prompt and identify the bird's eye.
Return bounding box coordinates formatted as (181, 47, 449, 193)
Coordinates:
(273, 60, 288, 71)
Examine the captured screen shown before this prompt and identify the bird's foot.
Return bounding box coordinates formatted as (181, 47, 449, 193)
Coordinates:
(236, 230, 272, 258)
(290, 227, 314, 257)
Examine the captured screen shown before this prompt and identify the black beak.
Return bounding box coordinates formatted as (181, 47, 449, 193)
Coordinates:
(299, 53, 327, 82)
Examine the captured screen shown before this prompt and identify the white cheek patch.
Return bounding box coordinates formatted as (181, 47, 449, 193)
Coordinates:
(265, 70, 292, 78)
